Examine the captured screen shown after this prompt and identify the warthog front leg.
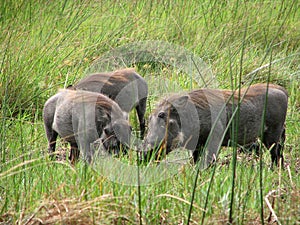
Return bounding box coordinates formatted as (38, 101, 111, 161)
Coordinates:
(136, 97, 147, 139)
(69, 143, 79, 165)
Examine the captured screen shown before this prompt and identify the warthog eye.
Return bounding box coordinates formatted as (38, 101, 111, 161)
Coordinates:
(158, 111, 165, 119)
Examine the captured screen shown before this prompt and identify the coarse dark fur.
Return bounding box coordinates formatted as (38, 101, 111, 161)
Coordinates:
(144, 83, 288, 167)
(43, 89, 131, 164)
(69, 68, 148, 138)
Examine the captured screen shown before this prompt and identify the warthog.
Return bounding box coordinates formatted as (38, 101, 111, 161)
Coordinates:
(43, 89, 131, 163)
(69, 68, 148, 138)
(144, 83, 288, 167)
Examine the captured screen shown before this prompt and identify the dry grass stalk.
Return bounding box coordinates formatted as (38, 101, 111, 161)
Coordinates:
(21, 194, 135, 225)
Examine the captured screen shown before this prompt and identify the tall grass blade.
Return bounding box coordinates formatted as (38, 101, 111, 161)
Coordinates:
(136, 150, 143, 225)
(187, 92, 238, 224)
(259, 49, 273, 225)
(228, 17, 248, 224)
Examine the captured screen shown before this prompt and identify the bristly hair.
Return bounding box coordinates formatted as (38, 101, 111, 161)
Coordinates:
(153, 83, 288, 112)
(75, 68, 137, 86)
(59, 89, 122, 116)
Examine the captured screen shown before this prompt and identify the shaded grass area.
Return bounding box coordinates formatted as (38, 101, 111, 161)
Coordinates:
(1, 0, 299, 224)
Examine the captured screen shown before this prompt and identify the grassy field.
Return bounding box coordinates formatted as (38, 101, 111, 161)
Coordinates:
(1, 0, 299, 224)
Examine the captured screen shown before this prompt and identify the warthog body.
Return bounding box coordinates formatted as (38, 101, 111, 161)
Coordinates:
(43, 89, 131, 163)
(70, 68, 148, 138)
(144, 83, 288, 167)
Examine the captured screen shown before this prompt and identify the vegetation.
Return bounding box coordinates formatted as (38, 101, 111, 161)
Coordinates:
(1, 0, 299, 224)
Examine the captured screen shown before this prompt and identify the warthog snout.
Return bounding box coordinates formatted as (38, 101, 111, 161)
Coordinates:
(100, 120, 132, 156)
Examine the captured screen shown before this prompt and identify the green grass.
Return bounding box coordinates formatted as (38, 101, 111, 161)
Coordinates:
(1, 0, 300, 224)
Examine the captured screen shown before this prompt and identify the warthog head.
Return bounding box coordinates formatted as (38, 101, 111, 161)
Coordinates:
(99, 119, 132, 156)
(143, 96, 189, 161)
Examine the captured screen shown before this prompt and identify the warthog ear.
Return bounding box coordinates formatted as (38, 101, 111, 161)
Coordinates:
(172, 95, 189, 108)
(112, 122, 131, 146)
(95, 107, 111, 124)
(170, 95, 189, 114)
